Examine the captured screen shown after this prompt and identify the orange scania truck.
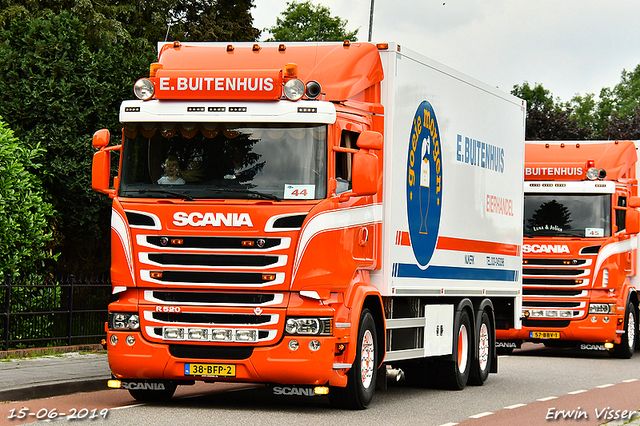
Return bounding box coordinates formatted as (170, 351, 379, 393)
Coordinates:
(497, 141, 640, 358)
(92, 41, 525, 409)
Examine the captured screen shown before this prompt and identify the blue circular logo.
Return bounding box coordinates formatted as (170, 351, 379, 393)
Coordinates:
(406, 101, 443, 268)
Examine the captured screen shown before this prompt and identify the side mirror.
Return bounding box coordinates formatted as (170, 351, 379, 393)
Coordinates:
(92, 129, 110, 149)
(91, 129, 116, 196)
(356, 130, 383, 151)
(629, 196, 640, 209)
(351, 150, 379, 196)
(626, 209, 639, 234)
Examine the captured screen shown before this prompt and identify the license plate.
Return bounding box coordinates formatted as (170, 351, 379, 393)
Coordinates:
(530, 331, 560, 339)
(184, 363, 236, 377)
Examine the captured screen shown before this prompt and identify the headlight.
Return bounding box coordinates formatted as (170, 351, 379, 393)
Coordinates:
(589, 303, 616, 314)
(586, 167, 599, 180)
(285, 317, 332, 335)
(109, 312, 140, 330)
(283, 79, 305, 100)
(134, 78, 155, 100)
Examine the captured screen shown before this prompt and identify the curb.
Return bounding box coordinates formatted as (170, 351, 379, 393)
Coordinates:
(0, 378, 109, 403)
(0, 344, 104, 359)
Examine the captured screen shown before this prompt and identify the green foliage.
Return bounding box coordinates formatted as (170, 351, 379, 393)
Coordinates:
(0, 0, 260, 44)
(512, 82, 589, 140)
(0, 9, 155, 273)
(266, 0, 358, 42)
(0, 119, 56, 279)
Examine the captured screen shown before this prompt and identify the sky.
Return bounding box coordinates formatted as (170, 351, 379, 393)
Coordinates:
(252, 0, 640, 103)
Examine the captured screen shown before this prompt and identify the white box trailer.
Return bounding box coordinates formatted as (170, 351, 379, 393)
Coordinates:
(371, 44, 524, 378)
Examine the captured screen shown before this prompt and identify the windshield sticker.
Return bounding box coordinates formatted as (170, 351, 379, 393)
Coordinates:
(585, 228, 604, 237)
(284, 184, 315, 200)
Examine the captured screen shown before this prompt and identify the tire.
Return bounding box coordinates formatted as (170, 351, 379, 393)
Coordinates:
(330, 308, 378, 409)
(432, 309, 473, 390)
(611, 299, 637, 359)
(128, 382, 177, 402)
(468, 310, 493, 386)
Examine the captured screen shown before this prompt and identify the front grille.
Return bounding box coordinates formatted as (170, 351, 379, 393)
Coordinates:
(524, 259, 587, 266)
(146, 236, 282, 250)
(148, 291, 278, 305)
(523, 301, 582, 308)
(523, 278, 586, 286)
(524, 289, 585, 297)
(157, 271, 278, 285)
(524, 268, 586, 276)
(148, 253, 280, 267)
(152, 311, 273, 325)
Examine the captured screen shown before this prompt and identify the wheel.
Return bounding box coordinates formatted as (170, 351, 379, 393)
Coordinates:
(469, 310, 493, 386)
(432, 309, 473, 390)
(330, 308, 378, 409)
(128, 382, 177, 402)
(611, 300, 637, 359)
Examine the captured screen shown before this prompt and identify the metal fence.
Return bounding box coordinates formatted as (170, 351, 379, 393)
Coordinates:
(0, 275, 112, 351)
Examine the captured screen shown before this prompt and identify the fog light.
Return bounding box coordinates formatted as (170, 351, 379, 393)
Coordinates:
(235, 329, 257, 342)
(314, 386, 329, 395)
(309, 340, 321, 351)
(604, 342, 614, 349)
(126, 335, 136, 346)
(211, 329, 233, 341)
(289, 340, 299, 351)
(110, 334, 118, 346)
(591, 316, 598, 323)
(107, 379, 122, 389)
(163, 327, 184, 340)
(603, 317, 610, 323)
(188, 328, 208, 340)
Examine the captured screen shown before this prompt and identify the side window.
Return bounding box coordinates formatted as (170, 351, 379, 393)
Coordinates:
(335, 130, 359, 194)
(616, 196, 627, 231)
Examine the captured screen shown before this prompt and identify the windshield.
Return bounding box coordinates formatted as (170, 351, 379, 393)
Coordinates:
(524, 193, 611, 238)
(119, 122, 327, 200)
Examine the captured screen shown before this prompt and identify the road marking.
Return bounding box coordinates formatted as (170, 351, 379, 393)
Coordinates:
(439, 423, 458, 426)
(597, 383, 614, 388)
(504, 403, 526, 409)
(622, 379, 639, 383)
(567, 389, 587, 394)
(469, 412, 493, 419)
(537, 396, 557, 402)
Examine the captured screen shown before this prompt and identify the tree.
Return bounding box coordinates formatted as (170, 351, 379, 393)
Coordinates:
(266, 1, 358, 42)
(0, 118, 56, 279)
(512, 82, 589, 140)
(0, 9, 155, 274)
(0, 0, 261, 45)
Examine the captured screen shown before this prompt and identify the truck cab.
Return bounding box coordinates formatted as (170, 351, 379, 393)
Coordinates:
(496, 141, 640, 357)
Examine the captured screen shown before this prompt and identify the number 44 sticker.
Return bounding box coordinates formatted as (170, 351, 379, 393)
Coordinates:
(284, 184, 315, 200)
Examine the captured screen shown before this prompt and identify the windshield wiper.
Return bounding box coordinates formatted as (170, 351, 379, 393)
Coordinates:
(126, 189, 194, 201)
(203, 187, 281, 201)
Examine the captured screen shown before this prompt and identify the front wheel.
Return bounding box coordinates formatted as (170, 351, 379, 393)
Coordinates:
(330, 308, 378, 409)
(611, 299, 637, 359)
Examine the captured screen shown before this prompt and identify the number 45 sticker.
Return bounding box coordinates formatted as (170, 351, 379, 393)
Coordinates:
(284, 184, 315, 200)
